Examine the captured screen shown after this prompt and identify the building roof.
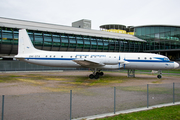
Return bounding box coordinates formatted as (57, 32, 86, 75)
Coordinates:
(134, 24, 180, 28)
(0, 17, 145, 42)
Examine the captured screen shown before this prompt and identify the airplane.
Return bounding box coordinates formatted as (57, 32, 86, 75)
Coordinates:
(15, 29, 179, 79)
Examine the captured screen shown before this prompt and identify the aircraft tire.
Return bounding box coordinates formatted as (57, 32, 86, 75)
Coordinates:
(157, 75, 162, 79)
(94, 74, 99, 79)
(100, 72, 104, 76)
(96, 72, 99, 75)
(89, 74, 94, 79)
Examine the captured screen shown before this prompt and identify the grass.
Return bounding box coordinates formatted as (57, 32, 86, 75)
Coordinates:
(42, 75, 127, 93)
(73, 75, 127, 86)
(152, 80, 162, 84)
(0, 70, 179, 93)
(17, 78, 45, 86)
(117, 85, 177, 94)
(117, 86, 147, 92)
(95, 105, 180, 120)
(0, 75, 19, 82)
(0, 73, 128, 93)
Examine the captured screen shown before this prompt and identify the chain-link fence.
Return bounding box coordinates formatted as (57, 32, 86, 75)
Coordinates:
(1, 83, 180, 120)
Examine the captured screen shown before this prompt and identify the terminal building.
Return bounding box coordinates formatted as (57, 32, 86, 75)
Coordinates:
(134, 25, 180, 60)
(0, 17, 180, 71)
(0, 17, 145, 59)
(100, 24, 180, 60)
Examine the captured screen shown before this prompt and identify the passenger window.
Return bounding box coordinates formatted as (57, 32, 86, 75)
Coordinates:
(61, 56, 63, 58)
(70, 56, 72, 58)
(54, 55, 55, 57)
(150, 57, 152, 60)
(46, 55, 47, 57)
(138, 57, 140, 59)
(50, 56, 51, 57)
(144, 57, 147, 59)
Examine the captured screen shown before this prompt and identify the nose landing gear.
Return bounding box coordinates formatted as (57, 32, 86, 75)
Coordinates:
(157, 70, 162, 79)
(157, 74, 162, 79)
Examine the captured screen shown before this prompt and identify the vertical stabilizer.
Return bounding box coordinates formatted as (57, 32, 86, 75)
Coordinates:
(18, 29, 38, 54)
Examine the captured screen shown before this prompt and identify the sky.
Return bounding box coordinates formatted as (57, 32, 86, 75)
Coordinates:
(0, 0, 180, 30)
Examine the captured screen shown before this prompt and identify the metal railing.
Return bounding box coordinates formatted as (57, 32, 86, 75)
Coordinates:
(0, 60, 75, 71)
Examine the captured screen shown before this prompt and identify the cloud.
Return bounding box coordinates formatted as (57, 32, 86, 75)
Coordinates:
(0, 0, 180, 29)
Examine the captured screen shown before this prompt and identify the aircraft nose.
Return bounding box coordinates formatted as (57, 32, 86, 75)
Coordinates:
(174, 62, 179, 69)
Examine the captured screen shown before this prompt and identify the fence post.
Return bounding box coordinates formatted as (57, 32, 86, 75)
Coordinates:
(114, 87, 116, 114)
(147, 84, 149, 108)
(1, 95, 4, 120)
(70, 90, 72, 120)
(173, 83, 175, 104)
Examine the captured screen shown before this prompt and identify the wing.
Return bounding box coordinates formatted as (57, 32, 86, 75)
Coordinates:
(73, 59, 105, 68)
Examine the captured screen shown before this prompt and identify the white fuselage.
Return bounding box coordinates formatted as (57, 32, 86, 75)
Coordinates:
(19, 51, 178, 70)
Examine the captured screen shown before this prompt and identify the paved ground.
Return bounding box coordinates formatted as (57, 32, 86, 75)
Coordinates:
(0, 71, 180, 120)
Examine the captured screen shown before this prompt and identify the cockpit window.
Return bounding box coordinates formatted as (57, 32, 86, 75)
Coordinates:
(164, 57, 170, 61)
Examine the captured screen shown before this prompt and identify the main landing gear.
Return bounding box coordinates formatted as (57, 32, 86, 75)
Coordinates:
(89, 68, 104, 79)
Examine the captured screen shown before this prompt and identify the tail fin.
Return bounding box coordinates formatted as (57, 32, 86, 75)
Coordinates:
(17, 29, 38, 54)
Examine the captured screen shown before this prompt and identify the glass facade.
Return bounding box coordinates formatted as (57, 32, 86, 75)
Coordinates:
(0, 27, 144, 55)
(135, 26, 180, 51)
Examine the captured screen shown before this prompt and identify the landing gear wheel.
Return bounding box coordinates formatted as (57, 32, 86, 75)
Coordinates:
(157, 75, 162, 79)
(94, 74, 99, 79)
(96, 72, 104, 76)
(100, 72, 104, 76)
(96, 72, 100, 75)
(89, 74, 94, 79)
